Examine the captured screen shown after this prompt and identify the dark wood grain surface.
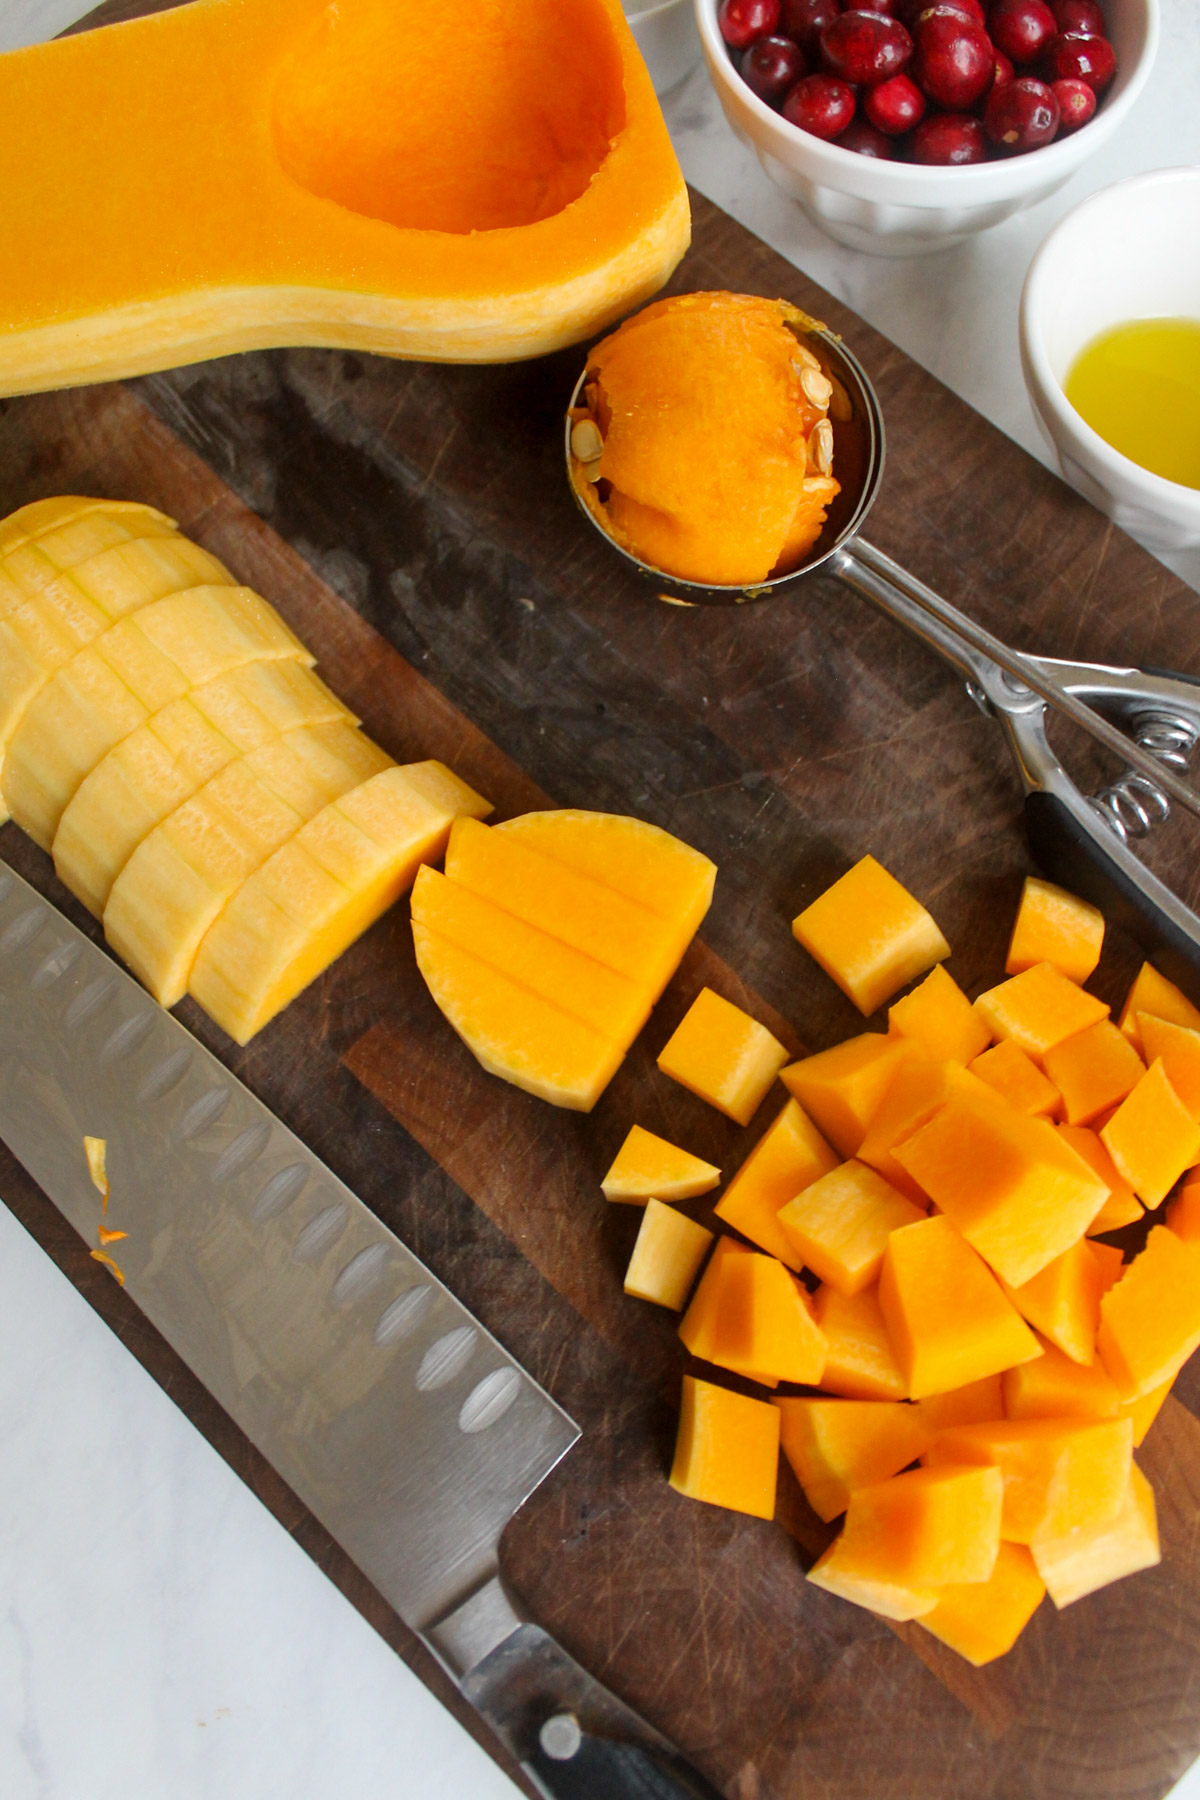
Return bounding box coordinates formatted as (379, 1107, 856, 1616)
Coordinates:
(4, 134, 1200, 1798)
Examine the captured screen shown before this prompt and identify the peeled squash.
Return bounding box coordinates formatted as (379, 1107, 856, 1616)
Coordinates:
(0, 0, 689, 394)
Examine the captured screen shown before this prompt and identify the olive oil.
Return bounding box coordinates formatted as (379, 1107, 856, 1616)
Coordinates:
(1064, 317, 1200, 492)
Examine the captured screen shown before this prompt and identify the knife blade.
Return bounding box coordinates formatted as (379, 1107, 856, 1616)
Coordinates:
(0, 860, 724, 1800)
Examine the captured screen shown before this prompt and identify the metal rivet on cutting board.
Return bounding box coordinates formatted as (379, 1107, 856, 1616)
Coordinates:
(137, 1047, 192, 1104)
(292, 1202, 348, 1263)
(330, 1242, 391, 1307)
(31, 941, 82, 988)
(65, 973, 119, 1028)
(416, 1326, 476, 1392)
(251, 1162, 308, 1224)
(373, 1286, 432, 1346)
(458, 1368, 521, 1434)
(174, 1087, 230, 1143)
(0, 908, 43, 956)
(211, 1121, 271, 1184)
(100, 1012, 156, 1064)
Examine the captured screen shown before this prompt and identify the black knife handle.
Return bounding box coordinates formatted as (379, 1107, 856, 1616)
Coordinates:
(462, 1623, 728, 1800)
(527, 1714, 726, 1800)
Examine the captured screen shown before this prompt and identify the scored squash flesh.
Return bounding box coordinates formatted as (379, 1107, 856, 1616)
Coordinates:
(0, 0, 689, 393)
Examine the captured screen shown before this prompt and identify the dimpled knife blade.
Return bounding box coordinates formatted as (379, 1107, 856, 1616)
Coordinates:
(0, 861, 578, 1651)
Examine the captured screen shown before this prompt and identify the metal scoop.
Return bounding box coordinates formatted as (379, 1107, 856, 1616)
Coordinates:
(567, 325, 1200, 983)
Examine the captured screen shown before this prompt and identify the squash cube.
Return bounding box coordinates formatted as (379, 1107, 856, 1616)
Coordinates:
(925, 1416, 1133, 1544)
(918, 1375, 1005, 1431)
(812, 1283, 908, 1401)
(1000, 1238, 1105, 1367)
(1088, 1242, 1125, 1294)
(777, 1160, 924, 1296)
(1100, 1060, 1200, 1208)
(1057, 1124, 1144, 1234)
(1003, 1338, 1121, 1421)
(714, 1098, 839, 1269)
(779, 1032, 915, 1159)
(919, 1541, 1046, 1666)
(1032, 1464, 1160, 1608)
(1097, 1224, 1200, 1399)
(969, 1039, 1062, 1118)
(792, 854, 950, 1017)
(893, 1079, 1109, 1287)
(624, 1200, 713, 1311)
(601, 1124, 720, 1203)
(669, 1376, 780, 1520)
(1118, 962, 1200, 1051)
(973, 962, 1109, 1059)
(1042, 1019, 1145, 1126)
(1006, 876, 1104, 984)
(1137, 1014, 1200, 1119)
(706, 1249, 828, 1386)
(833, 1463, 1004, 1587)
(878, 1216, 1040, 1400)
(1123, 1379, 1173, 1448)
(679, 1237, 762, 1369)
(657, 986, 788, 1126)
(856, 1054, 955, 1204)
(807, 1537, 938, 1622)
(1166, 1181, 1200, 1243)
(887, 963, 991, 1065)
(774, 1397, 932, 1522)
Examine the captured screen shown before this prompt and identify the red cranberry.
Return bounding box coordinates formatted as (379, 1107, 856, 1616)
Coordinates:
(909, 111, 987, 162)
(1050, 0, 1106, 32)
(1051, 73, 1097, 128)
(719, 0, 782, 50)
(821, 10, 913, 81)
(993, 46, 1016, 87)
(865, 70, 926, 131)
(913, 14, 994, 109)
(741, 33, 808, 100)
(1044, 31, 1117, 91)
(856, 0, 901, 12)
(913, 0, 985, 23)
(782, 71, 858, 135)
(990, 0, 1058, 63)
(836, 115, 897, 154)
(985, 73, 1061, 149)
(779, 0, 841, 53)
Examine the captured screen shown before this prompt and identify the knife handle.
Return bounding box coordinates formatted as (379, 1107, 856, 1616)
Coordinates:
(526, 1713, 726, 1800)
(462, 1622, 727, 1800)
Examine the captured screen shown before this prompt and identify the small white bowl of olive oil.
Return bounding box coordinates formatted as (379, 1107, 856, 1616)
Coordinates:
(1020, 166, 1200, 554)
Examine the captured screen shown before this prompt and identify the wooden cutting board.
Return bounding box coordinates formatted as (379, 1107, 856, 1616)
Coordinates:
(4, 110, 1200, 1797)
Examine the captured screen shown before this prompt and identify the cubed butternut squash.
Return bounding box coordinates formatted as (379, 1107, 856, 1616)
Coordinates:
(601, 1124, 720, 1202)
(774, 1397, 932, 1522)
(1100, 1060, 1200, 1208)
(669, 1376, 780, 1520)
(657, 986, 788, 1126)
(779, 1032, 914, 1159)
(624, 1200, 713, 1310)
(812, 1283, 909, 1401)
(1118, 962, 1200, 1052)
(792, 855, 950, 1017)
(973, 962, 1109, 1060)
(777, 1160, 924, 1296)
(828, 1463, 1004, 1587)
(1042, 1019, 1145, 1126)
(1000, 1237, 1105, 1367)
(924, 1416, 1133, 1544)
(1005, 876, 1104, 983)
(918, 1374, 1006, 1431)
(1002, 1338, 1122, 1421)
(1097, 1225, 1200, 1399)
(1031, 1464, 1159, 1608)
(856, 1054, 955, 1205)
(1057, 1124, 1144, 1234)
(918, 1541, 1046, 1666)
(887, 964, 991, 1065)
(714, 1098, 839, 1269)
(1137, 1014, 1200, 1120)
(969, 1039, 1062, 1119)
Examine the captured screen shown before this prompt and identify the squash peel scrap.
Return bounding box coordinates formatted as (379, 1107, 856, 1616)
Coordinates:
(574, 292, 840, 586)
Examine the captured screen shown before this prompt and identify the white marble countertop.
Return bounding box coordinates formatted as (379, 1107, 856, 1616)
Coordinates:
(1, 0, 1200, 1795)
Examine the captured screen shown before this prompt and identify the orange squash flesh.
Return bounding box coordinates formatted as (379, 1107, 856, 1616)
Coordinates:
(1097, 1225, 1200, 1400)
(601, 1124, 720, 1203)
(919, 1541, 1046, 1666)
(1005, 876, 1104, 984)
(1032, 1464, 1160, 1608)
(780, 1032, 915, 1159)
(878, 1216, 1041, 1400)
(812, 1283, 909, 1401)
(924, 1417, 1133, 1545)
(793, 855, 950, 1017)
(999, 1238, 1105, 1367)
(969, 1039, 1062, 1119)
(775, 1398, 932, 1522)
(856, 1053, 955, 1204)
(888, 964, 991, 1066)
(714, 1098, 839, 1269)
(1002, 1337, 1122, 1422)
(0, 0, 689, 392)
(623, 1201, 713, 1311)
(657, 987, 789, 1126)
(1042, 1019, 1145, 1126)
(669, 1376, 780, 1520)
(1137, 1015, 1200, 1120)
(973, 962, 1110, 1059)
(1118, 962, 1200, 1051)
(828, 1463, 1004, 1588)
(707, 1250, 828, 1386)
(807, 1538, 939, 1623)
(918, 1375, 1006, 1431)
(1100, 1060, 1200, 1208)
(1056, 1124, 1144, 1235)
(777, 1160, 924, 1297)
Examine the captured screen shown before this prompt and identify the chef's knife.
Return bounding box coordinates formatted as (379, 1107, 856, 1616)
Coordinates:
(0, 862, 724, 1800)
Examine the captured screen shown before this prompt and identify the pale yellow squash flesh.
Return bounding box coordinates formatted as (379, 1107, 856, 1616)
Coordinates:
(191, 764, 492, 1042)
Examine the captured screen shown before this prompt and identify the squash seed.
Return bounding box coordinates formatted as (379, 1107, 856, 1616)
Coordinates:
(828, 376, 854, 423)
(582, 456, 604, 485)
(792, 343, 821, 372)
(571, 418, 603, 462)
(800, 366, 833, 409)
(812, 419, 834, 475)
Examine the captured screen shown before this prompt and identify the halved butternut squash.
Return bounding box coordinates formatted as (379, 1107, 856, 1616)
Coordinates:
(0, 0, 689, 394)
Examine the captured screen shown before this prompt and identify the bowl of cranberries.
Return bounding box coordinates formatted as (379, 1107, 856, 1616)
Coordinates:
(696, 0, 1157, 252)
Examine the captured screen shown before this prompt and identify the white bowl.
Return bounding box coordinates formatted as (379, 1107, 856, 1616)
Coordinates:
(695, 0, 1159, 255)
(1020, 166, 1200, 553)
(627, 0, 701, 94)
